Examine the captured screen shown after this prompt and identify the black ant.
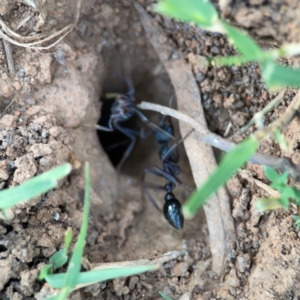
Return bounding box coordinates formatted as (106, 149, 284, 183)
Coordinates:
(95, 62, 167, 171)
(142, 116, 191, 231)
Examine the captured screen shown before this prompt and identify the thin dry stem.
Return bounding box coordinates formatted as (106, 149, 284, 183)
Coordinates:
(0, 0, 81, 49)
(2, 39, 15, 77)
(235, 89, 285, 136)
(138, 92, 300, 181)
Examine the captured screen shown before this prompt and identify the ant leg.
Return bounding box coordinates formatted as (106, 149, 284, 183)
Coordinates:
(105, 127, 152, 152)
(161, 128, 195, 161)
(95, 124, 114, 132)
(112, 119, 137, 172)
(104, 140, 131, 152)
(121, 53, 135, 97)
(133, 108, 175, 140)
(153, 166, 182, 186)
(141, 168, 165, 211)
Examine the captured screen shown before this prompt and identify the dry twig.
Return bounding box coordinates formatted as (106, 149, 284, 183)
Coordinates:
(234, 90, 285, 136)
(0, 0, 81, 50)
(2, 39, 15, 77)
(138, 92, 300, 181)
(239, 170, 281, 198)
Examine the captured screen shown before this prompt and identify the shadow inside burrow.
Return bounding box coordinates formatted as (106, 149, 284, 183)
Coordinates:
(96, 48, 178, 179)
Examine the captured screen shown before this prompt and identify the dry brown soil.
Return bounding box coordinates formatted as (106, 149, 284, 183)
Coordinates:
(1, 0, 300, 299)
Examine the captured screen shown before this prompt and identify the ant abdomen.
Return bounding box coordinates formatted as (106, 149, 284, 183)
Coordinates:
(163, 193, 184, 231)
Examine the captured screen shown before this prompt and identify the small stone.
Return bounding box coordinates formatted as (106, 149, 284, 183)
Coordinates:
(26, 105, 41, 116)
(29, 144, 53, 157)
(0, 115, 16, 129)
(1, 84, 12, 98)
(223, 94, 235, 109)
(13, 154, 37, 184)
(212, 92, 223, 106)
(226, 268, 240, 287)
(178, 293, 190, 300)
(0, 160, 9, 181)
(172, 262, 189, 277)
(13, 81, 22, 91)
(113, 278, 129, 296)
(26, 98, 35, 105)
(128, 276, 139, 290)
(49, 126, 61, 137)
(17, 69, 25, 77)
(236, 253, 251, 273)
(210, 45, 220, 54)
(231, 112, 248, 126)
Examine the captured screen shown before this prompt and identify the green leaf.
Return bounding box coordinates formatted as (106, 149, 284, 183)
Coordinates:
(293, 215, 300, 228)
(45, 265, 159, 289)
(63, 162, 91, 291)
(281, 186, 300, 202)
(49, 249, 68, 270)
(274, 129, 290, 150)
(44, 294, 62, 300)
(278, 193, 290, 209)
(294, 194, 300, 205)
(221, 21, 262, 60)
(256, 197, 285, 211)
(264, 167, 282, 183)
(154, 0, 218, 29)
(0, 163, 71, 210)
(159, 291, 173, 300)
(183, 136, 259, 219)
(262, 61, 300, 90)
(212, 55, 252, 66)
(39, 264, 53, 280)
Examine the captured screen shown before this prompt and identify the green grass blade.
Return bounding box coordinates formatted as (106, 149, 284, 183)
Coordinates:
(39, 264, 53, 280)
(264, 167, 282, 183)
(63, 162, 91, 292)
(221, 22, 262, 60)
(0, 163, 71, 210)
(49, 249, 68, 270)
(46, 265, 159, 289)
(154, 0, 218, 29)
(256, 197, 285, 211)
(262, 61, 300, 90)
(212, 55, 253, 66)
(159, 291, 173, 300)
(183, 137, 259, 219)
(45, 294, 62, 300)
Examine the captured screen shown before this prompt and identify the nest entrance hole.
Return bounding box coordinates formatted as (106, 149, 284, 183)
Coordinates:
(96, 51, 176, 178)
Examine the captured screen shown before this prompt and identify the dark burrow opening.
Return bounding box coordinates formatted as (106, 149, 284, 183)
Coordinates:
(96, 54, 197, 233)
(96, 49, 177, 179)
(97, 91, 136, 168)
(95, 47, 197, 230)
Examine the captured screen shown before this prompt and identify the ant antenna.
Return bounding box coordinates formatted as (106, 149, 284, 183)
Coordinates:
(162, 128, 195, 161)
(121, 49, 135, 97)
(168, 94, 176, 108)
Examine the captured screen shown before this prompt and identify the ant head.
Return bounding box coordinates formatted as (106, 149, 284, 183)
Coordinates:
(163, 193, 184, 231)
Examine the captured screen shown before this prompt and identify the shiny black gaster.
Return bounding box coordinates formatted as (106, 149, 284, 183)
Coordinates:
(163, 192, 184, 230)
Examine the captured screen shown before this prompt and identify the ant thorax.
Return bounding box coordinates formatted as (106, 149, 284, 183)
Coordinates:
(110, 97, 135, 120)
